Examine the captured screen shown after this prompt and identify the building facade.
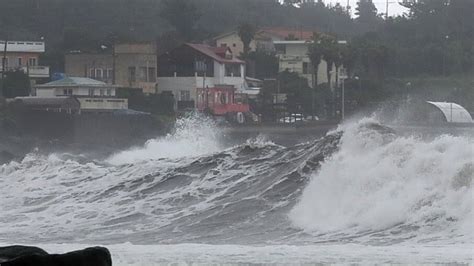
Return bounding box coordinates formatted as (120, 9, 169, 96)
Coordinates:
(33, 77, 128, 111)
(274, 40, 331, 88)
(0, 40, 50, 84)
(65, 43, 157, 94)
(214, 28, 345, 89)
(213, 27, 315, 56)
(157, 43, 247, 110)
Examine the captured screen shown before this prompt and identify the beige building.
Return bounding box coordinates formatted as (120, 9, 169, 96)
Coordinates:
(275, 40, 332, 88)
(214, 28, 345, 89)
(65, 43, 157, 94)
(213, 27, 316, 56)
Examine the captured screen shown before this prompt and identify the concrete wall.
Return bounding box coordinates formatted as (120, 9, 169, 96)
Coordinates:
(35, 87, 117, 97)
(157, 77, 199, 104)
(214, 61, 224, 84)
(78, 98, 128, 110)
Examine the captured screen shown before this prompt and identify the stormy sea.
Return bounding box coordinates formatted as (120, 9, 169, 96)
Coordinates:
(0, 114, 472, 265)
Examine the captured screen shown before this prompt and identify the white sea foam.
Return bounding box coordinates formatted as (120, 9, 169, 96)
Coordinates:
(1, 242, 472, 265)
(290, 118, 473, 243)
(107, 113, 223, 165)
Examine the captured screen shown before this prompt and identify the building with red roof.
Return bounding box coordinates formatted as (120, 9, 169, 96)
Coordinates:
(157, 43, 248, 111)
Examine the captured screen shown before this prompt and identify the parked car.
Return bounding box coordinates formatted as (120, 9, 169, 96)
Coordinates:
(279, 113, 305, 123)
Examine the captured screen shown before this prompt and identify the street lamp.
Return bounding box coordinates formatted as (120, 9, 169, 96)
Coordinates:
(340, 73, 348, 121)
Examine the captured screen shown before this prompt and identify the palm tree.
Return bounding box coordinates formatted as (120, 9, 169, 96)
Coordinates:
(320, 35, 338, 91)
(238, 23, 257, 59)
(308, 33, 324, 119)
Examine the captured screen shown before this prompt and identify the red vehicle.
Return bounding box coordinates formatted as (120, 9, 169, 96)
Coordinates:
(196, 86, 250, 123)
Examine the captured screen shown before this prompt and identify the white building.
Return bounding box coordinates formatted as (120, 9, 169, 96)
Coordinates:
(157, 43, 247, 109)
(0, 40, 50, 84)
(275, 40, 346, 89)
(33, 77, 128, 111)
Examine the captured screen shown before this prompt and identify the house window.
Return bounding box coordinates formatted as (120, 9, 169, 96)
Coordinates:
(88, 88, 95, 96)
(18, 58, 22, 66)
(148, 67, 156, 82)
(303, 62, 309, 74)
(220, 43, 227, 47)
(225, 64, 241, 77)
(63, 88, 73, 95)
(139, 67, 147, 82)
(106, 89, 112, 96)
(275, 44, 286, 54)
(232, 43, 236, 47)
(128, 67, 136, 82)
(89, 68, 95, 78)
(28, 57, 37, 66)
(100, 89, 105, 96)
(180, 90, 190, 101)
(96, 68, 103, 79)
(195, 60, 206, 72)
(107, 69, 113, 79)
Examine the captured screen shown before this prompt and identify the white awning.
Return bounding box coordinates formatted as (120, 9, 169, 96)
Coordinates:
(427, 101, 473, 123)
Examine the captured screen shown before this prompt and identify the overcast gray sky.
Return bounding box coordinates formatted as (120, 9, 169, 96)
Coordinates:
(324, 0, 409, 17)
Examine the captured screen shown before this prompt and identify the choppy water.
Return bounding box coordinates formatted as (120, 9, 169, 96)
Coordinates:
(0, 114, 472, 265)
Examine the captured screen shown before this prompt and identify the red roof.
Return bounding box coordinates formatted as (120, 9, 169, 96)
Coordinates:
(260, 27, 316, 41)
(186, 43, 245, 64)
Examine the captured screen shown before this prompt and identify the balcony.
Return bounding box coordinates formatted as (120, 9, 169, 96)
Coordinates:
(21, 66, 50, 78)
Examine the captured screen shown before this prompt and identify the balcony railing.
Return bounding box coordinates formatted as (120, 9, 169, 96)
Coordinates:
(21, 66, 50, 78)
(0, 65, 50, 78)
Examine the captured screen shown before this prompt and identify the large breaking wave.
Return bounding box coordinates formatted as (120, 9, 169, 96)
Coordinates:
(0, 115, 472, 246)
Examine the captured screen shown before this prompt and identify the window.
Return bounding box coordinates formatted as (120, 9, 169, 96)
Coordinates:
(63, 88, 73, 95)
(180, 90, 191, 101)
(100, 89, 105, 96)
(88, 88, 95, 96)
(89, 68, 95, 78)
(128, 67, 136, 82)
(106, 89, 112, 96)
(96, 68, 103, 79)
(275, 44, 286, 54)
(225, 64, 241, 77)
(148, 67, 156, 82)
(139, 67, 147, 82)
(107, 69, 113, 79)
(18, 58, 22, 66)
(220, 43, 227, 47)
(232, 43, 236, 47)
(28, 57, 37, 66)
(303, 62, 309, 74)
(195, 60, 206, 72)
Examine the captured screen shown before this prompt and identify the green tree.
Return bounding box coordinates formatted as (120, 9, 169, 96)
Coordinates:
(237, 23, 257, 59)
(160, 0, 201, 40)
(2, 70, 30, 98)
(319, 35, 338, 90)
(355, 0, 380, 32)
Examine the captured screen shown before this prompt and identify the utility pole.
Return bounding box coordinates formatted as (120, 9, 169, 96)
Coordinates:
(1, 37, 8, 96)
(112, 41, 116, 85)
(386, 0, 396, 19)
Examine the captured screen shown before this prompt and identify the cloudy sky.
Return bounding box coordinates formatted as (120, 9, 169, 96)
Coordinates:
(324, 0, 409, 17)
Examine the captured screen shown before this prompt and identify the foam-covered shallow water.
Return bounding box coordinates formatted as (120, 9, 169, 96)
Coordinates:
(0, 114, 472, 264)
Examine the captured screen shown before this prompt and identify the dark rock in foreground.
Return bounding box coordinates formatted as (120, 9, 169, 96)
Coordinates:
(0, 246, 112, 266)
(0, 245, 48, 262)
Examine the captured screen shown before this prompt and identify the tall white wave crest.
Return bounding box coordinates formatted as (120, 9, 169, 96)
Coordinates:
(107, 113, 223, 165)
(290, 118, 473, 243)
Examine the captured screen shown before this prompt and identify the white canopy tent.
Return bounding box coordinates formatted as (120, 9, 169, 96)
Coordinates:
(427, 101, 473, 123)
